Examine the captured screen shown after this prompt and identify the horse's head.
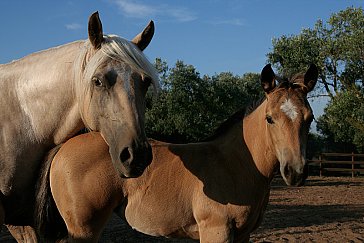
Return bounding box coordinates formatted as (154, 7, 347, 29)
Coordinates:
(76, 12, 159, 178)
(260, 64, 318, 186)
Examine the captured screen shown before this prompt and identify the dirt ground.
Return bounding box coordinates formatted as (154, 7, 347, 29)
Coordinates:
(1, 176, 364, 242)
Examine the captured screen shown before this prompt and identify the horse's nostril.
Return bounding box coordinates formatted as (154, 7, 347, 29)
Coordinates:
(284, 164, 290, 177)
(120, 147, 131, 163)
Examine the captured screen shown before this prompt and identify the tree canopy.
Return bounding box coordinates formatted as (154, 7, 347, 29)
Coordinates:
(146, 58, 262, 143)
(267, 7, 364, 98)
(316, 88, 364, 152)
(145, 7, 364, 153)
(267, 6, 364, 152)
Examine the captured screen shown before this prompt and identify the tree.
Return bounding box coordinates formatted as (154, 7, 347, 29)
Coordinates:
(267, 7, 364, 98)
(267, 7, 364, 153)
(145, 59, 262, 143)
(316, 88, 364, 152)
(146, 60, 213, 142)
(208, 72, 262, 128)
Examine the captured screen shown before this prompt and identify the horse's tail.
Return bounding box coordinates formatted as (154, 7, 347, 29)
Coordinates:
(34, 144, 67, 241)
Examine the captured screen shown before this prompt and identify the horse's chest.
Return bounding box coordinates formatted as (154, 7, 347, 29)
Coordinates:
(0, 139, 48, 196)
(0, 142, 50, 224)
(233, 189, 270, 235)
(124, 194, 195, 237)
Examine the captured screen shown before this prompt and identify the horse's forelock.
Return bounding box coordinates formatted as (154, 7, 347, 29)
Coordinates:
(276, 73, 308, 91)
(101, 35, 160, 92)
(271, 74, 308, 96)
(73, 48, 105, 130)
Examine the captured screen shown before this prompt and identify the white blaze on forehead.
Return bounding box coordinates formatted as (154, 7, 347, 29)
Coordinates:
(280, 99, 298, 121)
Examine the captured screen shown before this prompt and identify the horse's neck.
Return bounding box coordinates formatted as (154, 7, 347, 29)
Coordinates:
(210, 118, 267, 186)
(2, 41, 86, 144)
(243, 101, 278, 182)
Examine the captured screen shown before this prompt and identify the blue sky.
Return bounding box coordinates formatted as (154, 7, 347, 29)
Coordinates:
(0, 0, 363, 130)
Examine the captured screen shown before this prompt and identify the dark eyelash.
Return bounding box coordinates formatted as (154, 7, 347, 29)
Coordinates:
(266, 115, 274, 124)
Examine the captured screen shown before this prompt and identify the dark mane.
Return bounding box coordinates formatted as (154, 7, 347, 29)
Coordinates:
(276, 72, 305, 83)
(202, 108, 246, 142)
(244, 96, 265, 118)
(276, 73, 306, 88)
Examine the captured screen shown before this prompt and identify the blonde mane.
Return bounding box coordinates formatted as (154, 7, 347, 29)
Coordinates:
(74, 35, 160, 129)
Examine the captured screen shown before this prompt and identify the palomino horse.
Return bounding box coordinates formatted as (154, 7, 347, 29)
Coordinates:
(0, 11, 159, 240)
(36, 64, 318, 242)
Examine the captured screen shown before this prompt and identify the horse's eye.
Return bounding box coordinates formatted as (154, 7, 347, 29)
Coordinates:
(266, 115, 274, 124)
(92, 77, 103, 87)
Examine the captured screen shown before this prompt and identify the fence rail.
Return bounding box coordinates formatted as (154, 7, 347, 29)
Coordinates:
(307, 152, 364, 177)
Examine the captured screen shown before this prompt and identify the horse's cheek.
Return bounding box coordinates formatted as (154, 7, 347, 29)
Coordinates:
(93, 90, 110, 114)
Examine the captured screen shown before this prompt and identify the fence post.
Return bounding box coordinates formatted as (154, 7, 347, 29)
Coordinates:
(319, 154, 322, 177)
(352, 152, 355, 178)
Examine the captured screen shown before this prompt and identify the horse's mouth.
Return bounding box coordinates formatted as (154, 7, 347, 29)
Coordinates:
(113, 164, 145, 178)
(129, 164, 149, 178)
(114, 144, 153, 178)
(120, 163, 151, 178)
(281, 164, 308, 187)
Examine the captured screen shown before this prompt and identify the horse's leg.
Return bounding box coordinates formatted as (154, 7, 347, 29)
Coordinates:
(233, 233, 250, 243)
(6, 225, 38, 243)
(0, 199, 4, 227)
(64, 208, 114, 243)
(67, 230, 100, 243)
(52, 179, 117, 242)
(198, 220, 233, 243)
(66, 224, 104, 243)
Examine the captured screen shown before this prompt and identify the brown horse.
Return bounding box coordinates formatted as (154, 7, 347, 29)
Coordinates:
(1, 11, 159, 241)
(36, 64, 318, 242)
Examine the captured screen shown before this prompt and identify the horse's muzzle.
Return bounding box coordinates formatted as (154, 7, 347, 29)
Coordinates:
(119, 142, 152, 178)
(281, 163, 308, 186)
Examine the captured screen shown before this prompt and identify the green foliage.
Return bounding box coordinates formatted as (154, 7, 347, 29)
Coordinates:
(145, 59, 262, 142)
(267, 7, 364, 98)
(147, 7, 364, 152)
(267, 6, 364, 152)
(316, 88, 364, 152)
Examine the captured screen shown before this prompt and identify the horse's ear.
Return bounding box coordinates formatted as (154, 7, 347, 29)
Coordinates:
(304, 64, 318, 93)
(132, 20, 154, 51)
(88, 11, 104, 50)
(261, 64, 276, 94)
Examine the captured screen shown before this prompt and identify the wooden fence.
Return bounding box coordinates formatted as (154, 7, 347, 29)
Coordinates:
(307, 153, 364, 177)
